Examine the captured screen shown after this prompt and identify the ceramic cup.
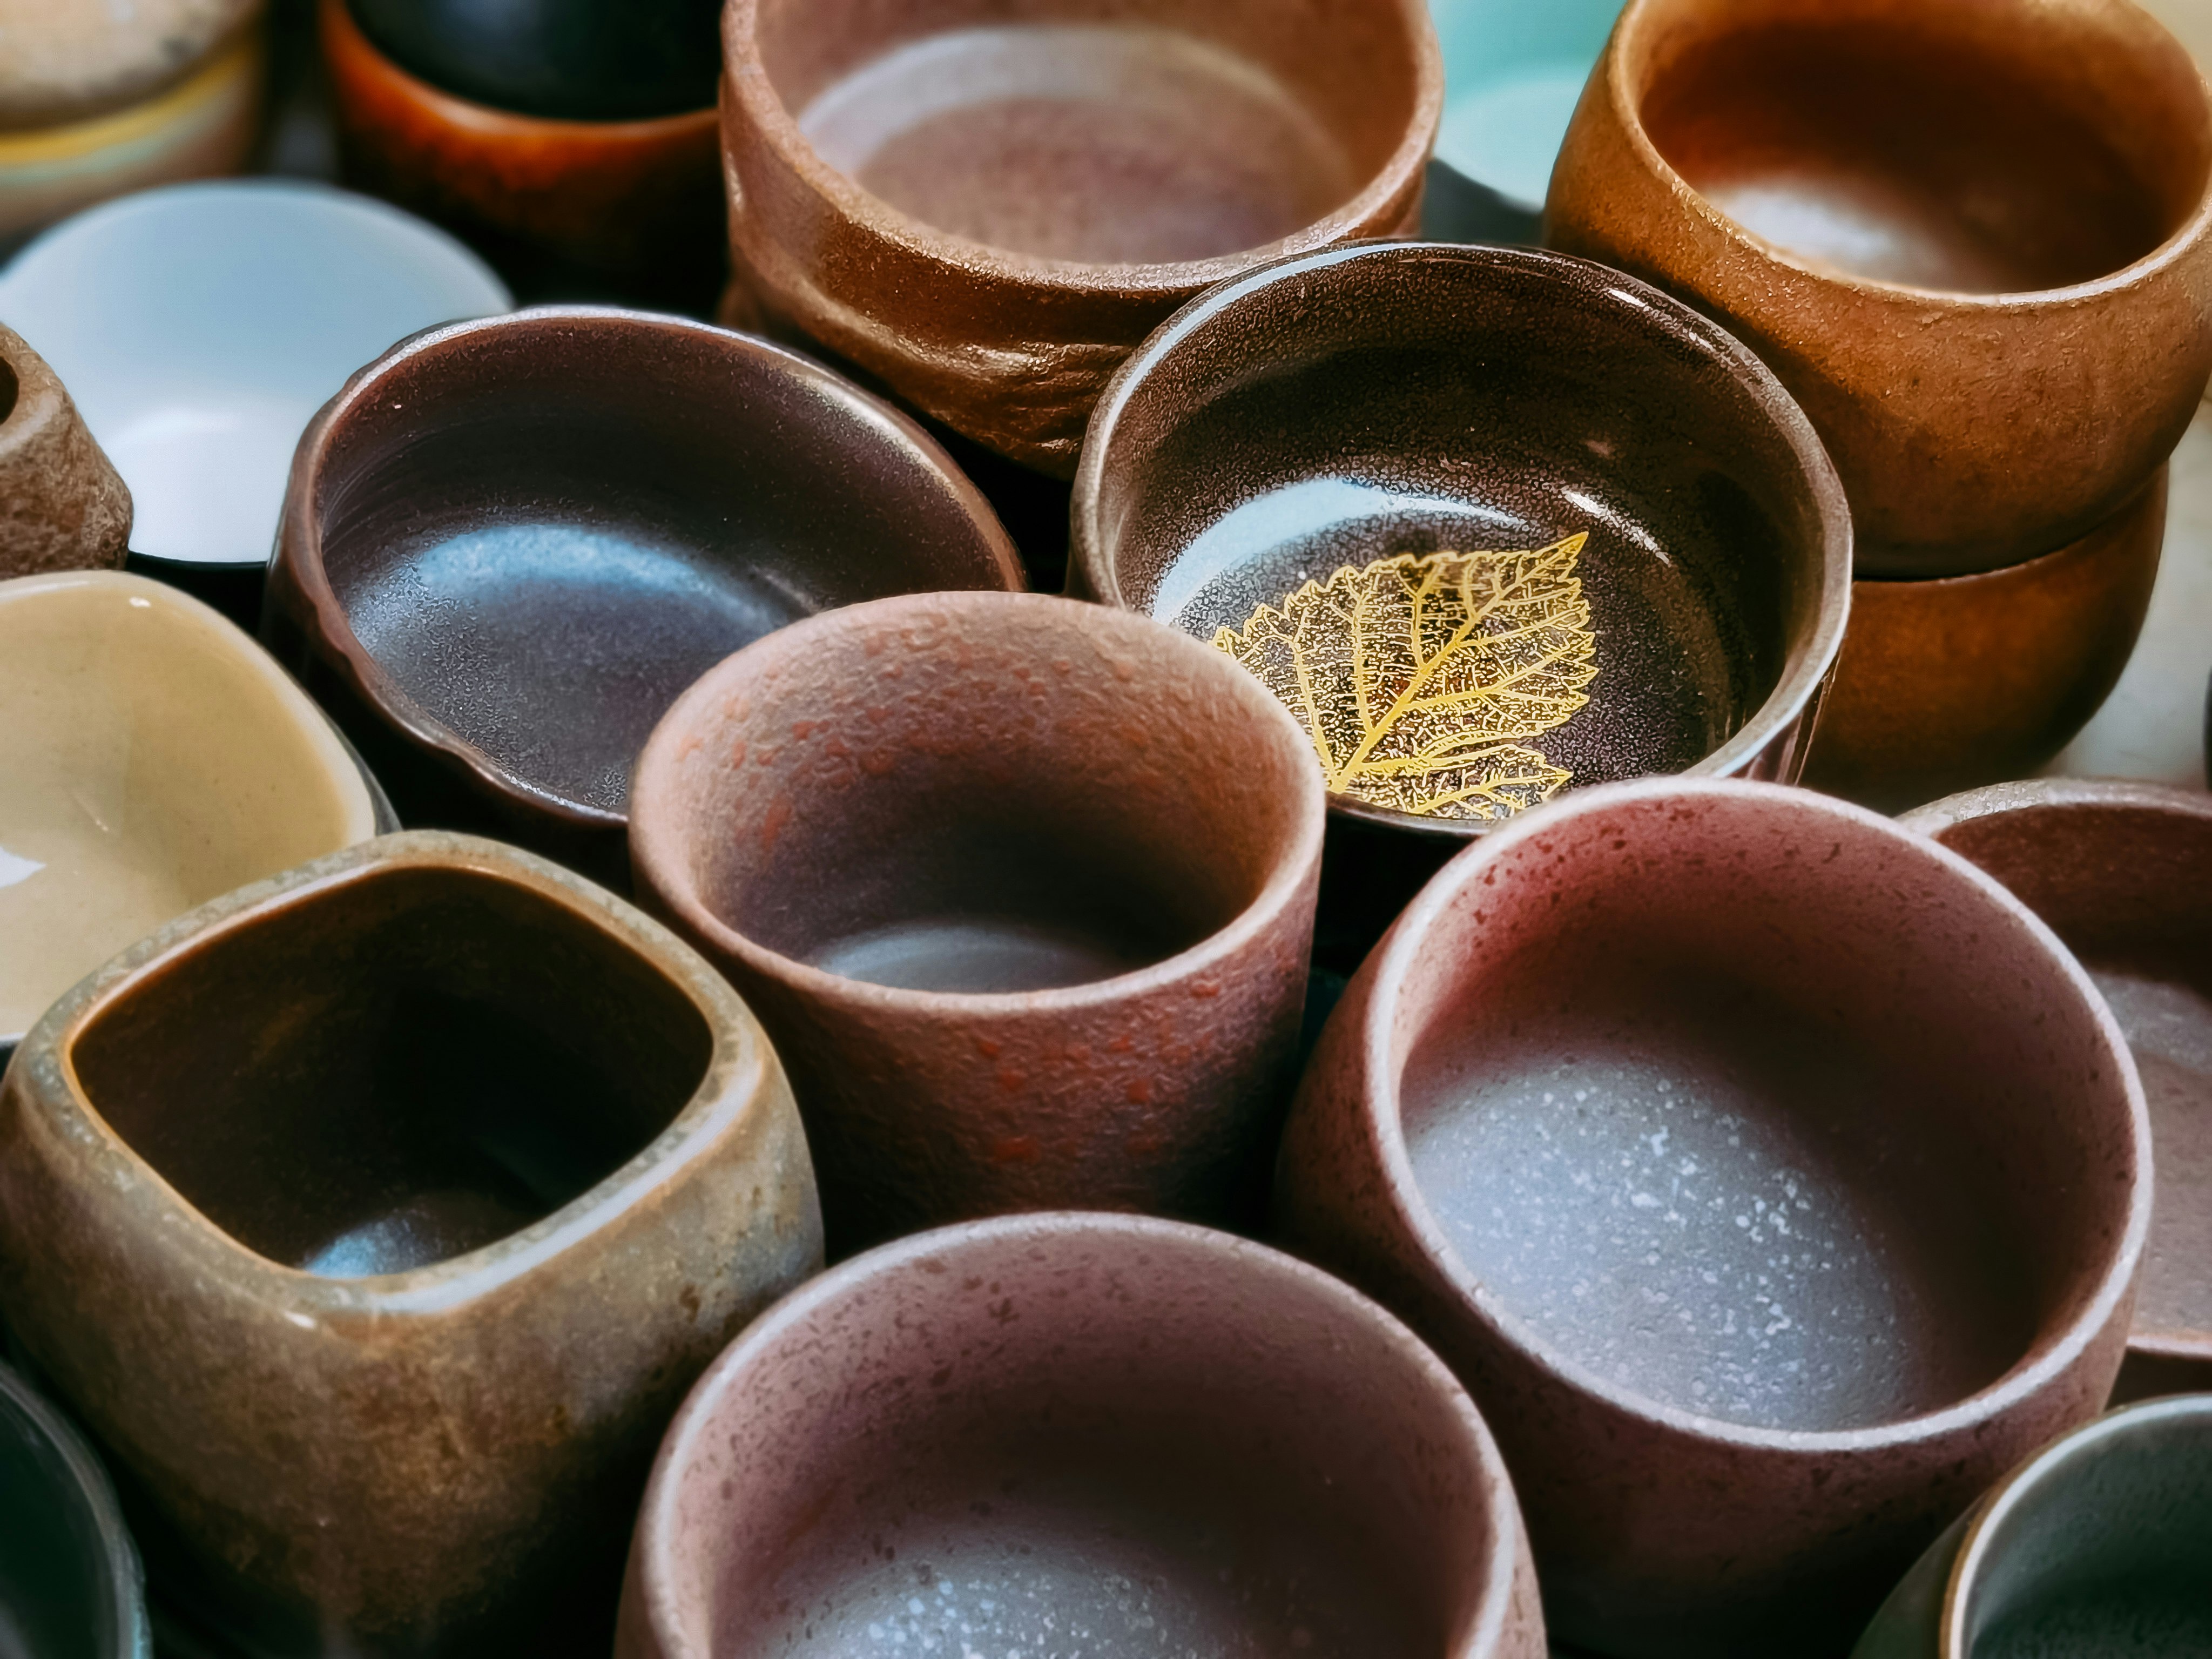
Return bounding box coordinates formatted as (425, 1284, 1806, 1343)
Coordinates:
(719, 0, 1442, 475)
(266, 306, 1023, 888)
(1902, 779, 2212, 1404)
(1545, 0, 2212, 578)
(629, 591, 1325, 1253)
(0, 1362, 151, 1659)
(1274, 777, 2150, 1656)
(0, 0, 259, 130)
(1429, 0, 1623, 232)
(616, 1212, 1546, 1659)
(1070, 240, 1851, 969)
(0, 831, 823, 1657)
(1851, 1394, 2212, 1658)
(0, 570, 386, 1062)
(0, 322, 130, 579)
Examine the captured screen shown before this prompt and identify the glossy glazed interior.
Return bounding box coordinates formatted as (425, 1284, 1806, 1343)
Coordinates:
(0, 1367, 138, 1659)
(0, 575, 376, 1044)
(68, 862, 712, 1276)
(350, 0, 724, 120)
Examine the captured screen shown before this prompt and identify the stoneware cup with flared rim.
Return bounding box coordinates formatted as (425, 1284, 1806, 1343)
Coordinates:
(1545, 0, 2212, 578)
(0, 322, 130, 579)
(1273, 776, 2150, 1657)
(0, 830, 823, 1657)
(615, 1211, 1548, 1659)
(719, 0, 1443, 476)
(0, 1361, 152, 1659)
(264, 304, 1023, 888)
(1901, 778, 2212, 1405)
(1850, 1393, 2212, 1658)
(629, 590, 1325, 1255)
(0, 570, 387, 1063)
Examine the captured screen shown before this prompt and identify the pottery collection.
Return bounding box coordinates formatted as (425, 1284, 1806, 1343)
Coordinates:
(2, 0, 2209, 1654)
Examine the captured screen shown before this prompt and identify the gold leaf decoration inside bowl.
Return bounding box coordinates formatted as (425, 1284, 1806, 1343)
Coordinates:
(1212, 533, 1597, 821)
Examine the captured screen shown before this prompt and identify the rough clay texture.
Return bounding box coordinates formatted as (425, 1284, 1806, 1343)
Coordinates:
(0, 0, 257, 126)
(0, 324, 130, 578)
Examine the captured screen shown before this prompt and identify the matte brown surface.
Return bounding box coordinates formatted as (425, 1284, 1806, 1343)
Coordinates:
(0, 832, 822, 1657)
(1274, 778, 2149, 1656)
(0, 324, 130, 579)
(630, 591, 1324, 1253)
(615, 1213, 1547, 1659)
(1546, 0, 2212, 577)
(720, 0, 1442, 474)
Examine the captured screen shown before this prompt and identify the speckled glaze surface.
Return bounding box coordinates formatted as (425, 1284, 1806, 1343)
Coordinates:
(0, 0, 258, 127)
(1546, 0, 2212, 577)
(264, 306, 1022, 887)
(629, 591, 1324, 1253)
(0, 832, 822, 1657)
(615, 1213, 1547, 1659)
(1902, 778, 2212, 1406)
(0, 323, 130, 579)
(1274, 778, 2149, 1656)
(0, 1361, 151, 1659)
(1805, 474, 2166, 813)
(719, 0, 1442, 476)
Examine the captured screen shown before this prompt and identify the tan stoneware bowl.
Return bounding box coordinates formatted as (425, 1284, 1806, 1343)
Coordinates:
(719, 0, 1443, 475)
(0, 831, 822, 1657)
(1274, 777, 2150, 1656)
(263, 305, 1022, 888)
(615, 1212, 1547, 1659)
(1546, 0, 2212, 577)
(1902, 778, 2212, 1404)
(0, 322, 130, 578)
(629, 590, 1326, 1254)
(0, 570, 385, 1061)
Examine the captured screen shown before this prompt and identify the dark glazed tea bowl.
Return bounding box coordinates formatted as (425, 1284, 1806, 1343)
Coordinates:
(1903, 779, 2212, 1404)
(1071, 241, 1850, 967)
(615, 1213, 1547, 1659)
(0, 1362, 151, 1659)
(0, 832, 822, 1657)
(1274, 778, 2149, 1656)
(629, 591, 1325, 1254)
(265, 306, 1022, 886)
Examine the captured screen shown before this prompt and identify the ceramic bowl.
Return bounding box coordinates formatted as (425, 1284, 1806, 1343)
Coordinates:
(1274, 777, 2150, 1656)
(266, 307, 1023, 888)
(0, 1362, 151, 1659)
(1901, 779, 2212, 1405)
(1430, 0, 1622, 221)
(0, 830, 823, 1656)
(0, 0, 258, 130)
(1070, 240, 1851, 968)
(1804, 475, 2166, 813)
(0, 322, 130, 579)
(616, 1212, 1546, 1659)
(1546, 0, 2212, 577)
(1851, 1394, 2212, 1658)
(629, 591, 1325, 1253)
(719, 0, 1442, 476)
(0, 570, 386, 1061)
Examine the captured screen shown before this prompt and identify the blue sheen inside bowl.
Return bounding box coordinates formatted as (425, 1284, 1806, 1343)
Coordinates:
(1430, 0, 1623, 212)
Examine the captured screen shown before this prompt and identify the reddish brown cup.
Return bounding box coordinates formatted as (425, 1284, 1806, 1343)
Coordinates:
(629, 591, 1325, 1253)
(615, 1212, 1547, 1659)
(1275, 777, 2149, 1656)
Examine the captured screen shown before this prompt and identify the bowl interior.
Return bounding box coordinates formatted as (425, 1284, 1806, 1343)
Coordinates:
(1631, 0, 2212, 293)
(751, 0, 1425, 264)
(67, 861, 712, 1276)
(0, 1375, 130, 1659)
(0, 577, 375, 1045)
(351, 0, 724, 121)
(1390, 789, 2134, 1433)
(1432, 0, 1620, 208)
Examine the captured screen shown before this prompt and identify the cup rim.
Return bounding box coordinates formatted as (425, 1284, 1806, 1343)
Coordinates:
(1348, 774, 2153, 1454)
(0, 1360, 150, 1659)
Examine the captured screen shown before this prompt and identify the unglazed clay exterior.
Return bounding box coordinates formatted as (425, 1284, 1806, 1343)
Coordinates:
(0, 323, 129, 578)
(1274, 778, 2148, 1656)
(0, 0, 258, 126)
(615, 1213, 1548, 1659)
(0, 832, 822, 1657)
(629, 591, 1324, 1253)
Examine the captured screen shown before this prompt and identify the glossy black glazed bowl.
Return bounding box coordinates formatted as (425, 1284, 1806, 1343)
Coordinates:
(0, 1362, 150, 1659)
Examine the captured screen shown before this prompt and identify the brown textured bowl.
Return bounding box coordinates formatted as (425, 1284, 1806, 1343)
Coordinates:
(629, 590, 1325, 1254)
(1274, 777, 2150, 1656)
(264, 305, 1022, 887)
(719, 0, 1441, 475)
(0, 831, 822, 1657)
(1901, 778, 2212, 1405)
(0, 322, 130, 578)
(1546, 0, 2212, 577)
(1804, 474, 2166, 813)
(615, 1212, 1547, 1659)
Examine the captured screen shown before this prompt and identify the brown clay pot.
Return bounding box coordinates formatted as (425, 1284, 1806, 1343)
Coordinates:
(1274, 777, 2149, 1656)
(1804, 474, 2166, 813)
(614, 1212, 1548, 1659)
(1545, 0, 2212, 577)
(719, 0, 1442, 475)
(0, 323, 130, 579)
(629, 590, 1325, 1254)
(1901, 779, 2212, 1406)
